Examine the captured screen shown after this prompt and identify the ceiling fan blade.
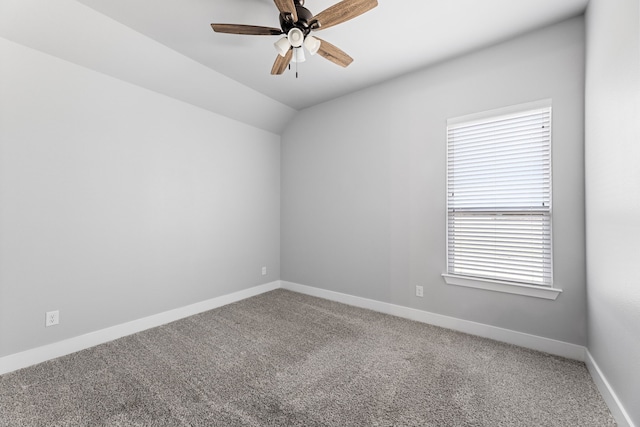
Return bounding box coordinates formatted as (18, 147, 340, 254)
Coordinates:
(312, 0, 378, 31)
(271, 49, 293, 75)
(315, 38, 353, 67)
(274, 0, 298, 23)
(211, 24, 282, 36)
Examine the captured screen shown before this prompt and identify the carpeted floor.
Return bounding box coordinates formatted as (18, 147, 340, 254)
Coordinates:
(0, 289, 615, 426)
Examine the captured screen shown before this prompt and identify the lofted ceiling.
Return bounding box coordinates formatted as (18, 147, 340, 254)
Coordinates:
(75, 0, 587, 110)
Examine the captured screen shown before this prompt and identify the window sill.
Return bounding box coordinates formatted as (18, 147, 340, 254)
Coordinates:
(442, 274, 562, 300)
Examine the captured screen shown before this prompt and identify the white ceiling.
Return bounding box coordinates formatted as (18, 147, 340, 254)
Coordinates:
(76, 0, 588, 110)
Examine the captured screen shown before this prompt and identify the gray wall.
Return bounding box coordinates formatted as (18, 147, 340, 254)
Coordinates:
(281, 17, 587, 345)
(585, 0, 640, 424)
(0, 38, 280, 357)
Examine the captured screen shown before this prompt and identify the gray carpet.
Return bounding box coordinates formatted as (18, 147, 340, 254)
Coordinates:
(0, 289, 615, 426)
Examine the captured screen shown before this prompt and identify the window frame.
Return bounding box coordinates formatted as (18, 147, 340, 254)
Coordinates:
(442, 99, 561, 300)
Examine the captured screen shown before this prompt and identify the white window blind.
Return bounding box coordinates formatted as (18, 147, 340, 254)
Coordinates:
(446, 103, 552, 286)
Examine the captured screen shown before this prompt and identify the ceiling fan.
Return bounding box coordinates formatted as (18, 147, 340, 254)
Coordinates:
(211, 0, 378, 75)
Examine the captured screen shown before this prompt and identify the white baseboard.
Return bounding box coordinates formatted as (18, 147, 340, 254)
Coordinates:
(280, 281, 586, 361)
(0, 281, 281, 376)
(585, 350, 635, 427)
(0, 280, 585, 370)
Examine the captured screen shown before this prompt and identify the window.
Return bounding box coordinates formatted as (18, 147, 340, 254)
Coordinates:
(442, 100, 560, 300)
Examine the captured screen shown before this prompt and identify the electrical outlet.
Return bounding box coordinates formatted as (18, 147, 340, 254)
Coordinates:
(262, 266, 267, 275)
(415, 286, 424, 297)
(45, 310, 59, 327)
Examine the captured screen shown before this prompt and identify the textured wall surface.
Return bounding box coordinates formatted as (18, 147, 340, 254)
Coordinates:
(281, 17, 587, 345)
(585, 0, 640, 424)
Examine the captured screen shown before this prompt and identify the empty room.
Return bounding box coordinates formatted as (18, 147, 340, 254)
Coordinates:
(0, 0, 638, 425)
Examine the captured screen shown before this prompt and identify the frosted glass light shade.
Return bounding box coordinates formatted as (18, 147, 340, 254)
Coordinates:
(287, 28, 304, 47)
(303, 36, 321, 55)
(274, 37, 291, 57)
(291, 47, 306, 63)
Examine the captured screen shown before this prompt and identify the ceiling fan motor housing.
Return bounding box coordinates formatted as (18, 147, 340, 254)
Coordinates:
(279, 5, 315, 36)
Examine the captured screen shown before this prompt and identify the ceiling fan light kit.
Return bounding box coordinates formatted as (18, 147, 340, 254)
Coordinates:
(211, 0, 378, 75)
(275, 32, 319, 60)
